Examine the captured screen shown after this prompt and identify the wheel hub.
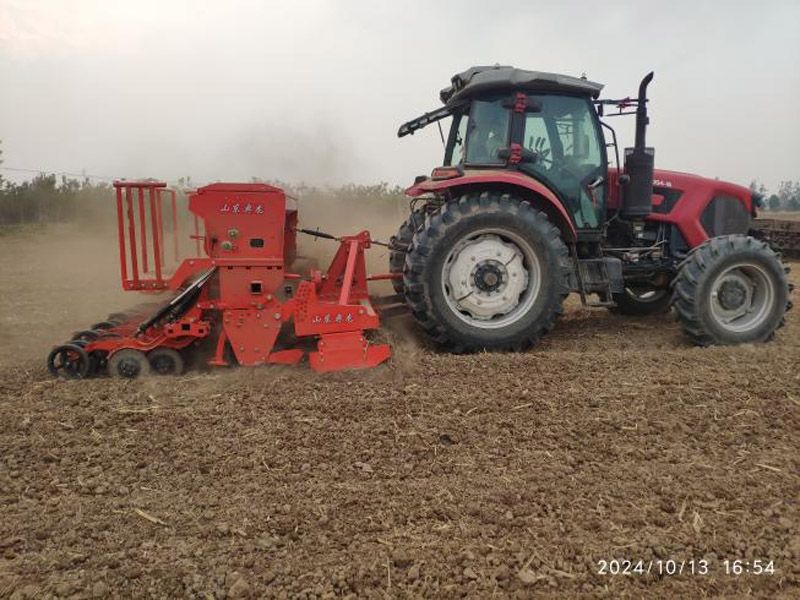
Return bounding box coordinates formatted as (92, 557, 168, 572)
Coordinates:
(151, 355, 174, 375)
(717, 279, 748, 310)
(710, 264, 774, 332)
(118, 358, 141, 378)
(473, 261, 505, 292)
(443, 233, 534, 323)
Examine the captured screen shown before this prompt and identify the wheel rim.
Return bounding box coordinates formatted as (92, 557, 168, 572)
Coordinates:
(149, 349, 183, 375)
(441, 229, 541, 329)
(709, 262, 775, 333)
(109, 350, 149, 379)
(151, 355, 176, 375)
(118, 358, 142, 378)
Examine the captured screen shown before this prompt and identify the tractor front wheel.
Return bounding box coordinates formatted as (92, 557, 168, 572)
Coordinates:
(672, 235, 791, 345)
(404, 191, 571, 352)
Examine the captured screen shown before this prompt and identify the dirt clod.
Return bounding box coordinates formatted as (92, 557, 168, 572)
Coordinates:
(227, 575, 251, 598)
(91, 581, 109, 598)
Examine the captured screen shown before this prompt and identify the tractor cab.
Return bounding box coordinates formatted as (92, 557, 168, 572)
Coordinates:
(399, 66, 609, 230)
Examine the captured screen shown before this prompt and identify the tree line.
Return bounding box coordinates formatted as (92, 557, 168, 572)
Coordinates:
(1, 139, 796, 228)
(0, 143, 408, 229)
(0, 172, 115, 226)
(0, 173, 409, 229)
(0, 143, 112, 226)
(750, 180, 800, 212)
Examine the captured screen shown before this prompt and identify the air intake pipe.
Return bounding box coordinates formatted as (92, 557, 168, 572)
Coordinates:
(621, 71, 655, 220)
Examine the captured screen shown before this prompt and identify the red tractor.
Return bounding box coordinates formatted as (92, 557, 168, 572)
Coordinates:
(390, 66, 792, 351)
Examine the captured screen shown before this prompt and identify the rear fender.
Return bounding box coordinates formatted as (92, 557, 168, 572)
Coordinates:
(407, 171, 576, 242)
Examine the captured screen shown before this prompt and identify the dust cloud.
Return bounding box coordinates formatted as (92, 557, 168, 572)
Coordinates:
(290, 189, 409, 280)
(0, 223, 163, 364)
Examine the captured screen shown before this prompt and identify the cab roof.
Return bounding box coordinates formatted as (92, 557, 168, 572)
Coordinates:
(440, 65, 604, 105)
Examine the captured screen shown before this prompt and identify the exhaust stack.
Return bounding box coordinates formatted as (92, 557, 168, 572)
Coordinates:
(621, 71, 655, 220)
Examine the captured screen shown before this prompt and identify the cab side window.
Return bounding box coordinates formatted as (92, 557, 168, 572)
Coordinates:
(522, 96, 605, 228)
(523, 115, 553, 168)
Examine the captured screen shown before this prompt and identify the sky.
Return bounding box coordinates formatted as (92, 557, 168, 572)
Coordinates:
(0, 0, 798, 192)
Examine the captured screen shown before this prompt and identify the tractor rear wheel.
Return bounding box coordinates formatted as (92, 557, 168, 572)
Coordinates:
(672, 235, 791, 345)
(404, 191, 571, 352)
(389, 209, 425, 297)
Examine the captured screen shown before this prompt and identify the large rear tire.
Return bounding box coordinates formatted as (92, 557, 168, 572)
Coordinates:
(403, 191, 571, 352)
(389, 209, 425, 297)
(672, 235, 791, 345)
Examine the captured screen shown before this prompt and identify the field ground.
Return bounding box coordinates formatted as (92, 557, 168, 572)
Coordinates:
(759, 211, 800, 221)
(1, 224, 798, 598)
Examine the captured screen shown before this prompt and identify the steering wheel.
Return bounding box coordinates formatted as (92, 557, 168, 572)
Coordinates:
(531, 136, 553, 167)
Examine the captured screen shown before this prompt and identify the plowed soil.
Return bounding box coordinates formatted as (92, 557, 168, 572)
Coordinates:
(1, 225, 798, 599)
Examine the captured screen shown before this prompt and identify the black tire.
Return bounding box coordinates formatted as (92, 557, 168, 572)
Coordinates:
(148, 348, 185, 375)
(672, 235, 791, 345)
(47, 344, 90, 379)
(609, 285, 672, 316)
(389, 209, 425, 297)
(108, 349, 151, 379)
(71, 329, 99, 342)
(404, 191, 571, 352)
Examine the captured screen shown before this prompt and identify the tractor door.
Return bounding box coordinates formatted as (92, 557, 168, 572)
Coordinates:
(520, 95, 607, 229)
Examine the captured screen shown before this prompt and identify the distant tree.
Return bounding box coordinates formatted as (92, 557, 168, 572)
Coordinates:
(748, 179, 768, 209)
(749, 179, 767, 196)
(777, 181, 794, 208)
(767, 194, 781, 211)
(794, 182, 800, 210)
(778, 181, 800, 212)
